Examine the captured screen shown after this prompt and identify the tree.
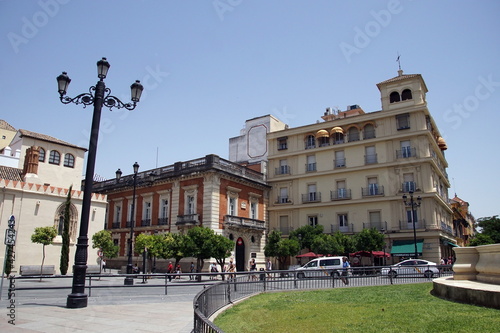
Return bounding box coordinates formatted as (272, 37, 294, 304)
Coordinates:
(60, 185, 72, 275)
(211, 234, 234, 280)
(184, 227, 217, 281)
(92, 230, 118, 273)
(310, 233, 343, 256)
(469, 216, 500, 246)
(332, 231, 356, 257)
(161, 233, 186, 268)
(354, 228, 385, 265)
(31, 226, 57, 281)
(264, 230, 300, 270)
(289, 224, 324, 251)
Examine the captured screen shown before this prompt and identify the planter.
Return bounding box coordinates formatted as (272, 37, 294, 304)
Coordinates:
(475, 244, 500, 284)
(452, 247, 479, 280)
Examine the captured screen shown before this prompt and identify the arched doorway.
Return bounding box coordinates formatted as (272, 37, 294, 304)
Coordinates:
(235, 237, 245, 272)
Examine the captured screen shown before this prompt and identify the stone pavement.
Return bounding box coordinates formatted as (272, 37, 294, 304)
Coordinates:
(0, 273, 205, 333)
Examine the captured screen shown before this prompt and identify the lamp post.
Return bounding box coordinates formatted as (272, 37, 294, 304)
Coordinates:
(116, 162, 139, 285)
(402, 191, 422, 259)
(58, 58, 143, 309)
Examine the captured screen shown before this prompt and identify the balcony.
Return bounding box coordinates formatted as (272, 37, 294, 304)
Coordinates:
(126, 220, 133, 228)
(441, 221, 453, 235)
(276, 196, 292, 204)
(275, 165, 291, 176)
(305, 163, 317, 172)
(399, 219, 426, 230)
(365, 154, 378, 165)
(401, 181, 417, 193)
(302, 192, 321, 203)
(396, 147, 416, 159)
(362, 221, 387, 232)
(224, 215, 266, 231)
(141, 219, 151, 227)
(331, 188, 351, 200)
(176, 214, 199, 226)
(331, 224, 354, 233)
(334, 158, 346, 168)
(111, 221, 120, 229)
(362, 185, 384, 197)
(158, 217, 169, 225)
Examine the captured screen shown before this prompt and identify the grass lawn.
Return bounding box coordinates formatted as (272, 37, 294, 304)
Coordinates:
(214, 283, 499, 333)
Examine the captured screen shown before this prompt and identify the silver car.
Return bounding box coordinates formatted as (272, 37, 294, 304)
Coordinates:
(381, 259, 440, 278)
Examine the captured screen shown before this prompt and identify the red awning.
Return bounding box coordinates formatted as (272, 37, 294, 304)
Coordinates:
(349, 250, 390, 258)
(296, 252, 322, 258)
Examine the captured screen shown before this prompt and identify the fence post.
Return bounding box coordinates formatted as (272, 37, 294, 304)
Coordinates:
(227, 279, 231, 304)
(88, 276, 92, 297)
(164, 275, 168, 295)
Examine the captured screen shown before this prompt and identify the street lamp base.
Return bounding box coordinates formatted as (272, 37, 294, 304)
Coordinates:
(124, 277, 134, 285)
(67, 293, 88, 308)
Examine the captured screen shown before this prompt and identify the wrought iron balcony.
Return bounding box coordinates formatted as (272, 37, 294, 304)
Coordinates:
(275, 165, 291, 176)
(396, 147, 417, 159)
(361, 185, 384, 197)
(176, 214, 199, 226)
(399, 219, 426, 230)
(305, 163, 317, 172)
(141, 219, 151, 227)
(401, 181, 417, 193)
(224, 215, 266, 231)
(302, 192, 321, 203)
(111, 221, 120, 229)
(331, 224, 354, 233)
(331, 189, 351, 200)
(334, 158, 346, 168)
(126, 220, 133, 228)
(365, 154, 378, 164)
(362, 221, 387, 232)
(275, 196, 292, 204)
(158, 217, 169, 225)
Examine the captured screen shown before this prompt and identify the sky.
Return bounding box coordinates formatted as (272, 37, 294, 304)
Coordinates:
(1, 1, 499, 219)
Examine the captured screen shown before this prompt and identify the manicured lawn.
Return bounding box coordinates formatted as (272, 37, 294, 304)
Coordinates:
(214, 283, 499, 333)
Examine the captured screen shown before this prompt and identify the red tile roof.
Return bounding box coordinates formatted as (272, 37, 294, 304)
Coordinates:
(18, 129, 86, 151)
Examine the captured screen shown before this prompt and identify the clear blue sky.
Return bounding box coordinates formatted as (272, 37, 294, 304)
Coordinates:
(1, 1, 499, 219)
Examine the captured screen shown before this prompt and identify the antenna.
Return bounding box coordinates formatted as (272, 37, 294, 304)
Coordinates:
(396, 52, 401, 71)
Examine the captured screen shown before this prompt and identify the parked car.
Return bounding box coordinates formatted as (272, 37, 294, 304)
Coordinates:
(295, 257, 344, 278)
(381, 259, 440, 278)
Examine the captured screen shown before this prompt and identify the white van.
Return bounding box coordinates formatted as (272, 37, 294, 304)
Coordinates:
(295, 256, 344, 278)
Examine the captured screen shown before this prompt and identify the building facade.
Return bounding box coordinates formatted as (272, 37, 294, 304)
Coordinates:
(0, 122, 107, 274)
(266, 71, 455, 264)
(93, 154, 270, 273)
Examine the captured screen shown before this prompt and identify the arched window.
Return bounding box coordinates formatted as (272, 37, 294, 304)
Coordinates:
(305, 135, 316, 149)
(390, 91, 401, 103)
(64, 153, 75, 168)
(49, 150, 61, 165)
(401, 89, 412, 101)
(333, 132, 344, 145)
(39, 147, 45, 162)
(54, 202, 78, 242)
(347, 127, 360, 142)
(363, 124, 376, 139)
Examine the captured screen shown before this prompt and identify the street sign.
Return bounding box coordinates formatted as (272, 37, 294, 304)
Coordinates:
(4, 229, 16, 246)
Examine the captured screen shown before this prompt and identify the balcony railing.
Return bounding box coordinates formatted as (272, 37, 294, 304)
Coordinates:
(399, 219, 426, 230)
(362, 221, 388, 232)
(275, 165, 291, 175)
(441, 221, 453, 234)
(224, 215, 266, 230)
(365, 154, 378, 164)
(126, 220, 133, 228)
(176, 214, 199, 226)
(141, 219, 151, 227)
(276, 196, 291, 204)
(330, 189, 351, 200)
(158, 217, 169, 225)
(112, 222, 120, 229)
(305, 163, 317, 172)
(331, 224, 354, 233)
(302, 192, 321, 203)
(402, 181, 417, 193)
(334, 158, 346, 168)
(361, 185, 384, 197)
(396, 147, 416, 159)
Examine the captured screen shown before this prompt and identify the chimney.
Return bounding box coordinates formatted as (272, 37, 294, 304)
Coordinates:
(22, 146, 40, 176)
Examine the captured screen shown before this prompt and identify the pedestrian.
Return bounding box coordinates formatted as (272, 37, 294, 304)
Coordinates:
(228, 260, 236, 280)
(341, 256, 350, 285)
(266, 258, 273, 279)
(167, 261, 173, 282)
(133, 264, 139, 274)
(175, 264, 182, 279)
(210, 262, 218, 280)
(102, 259, 106, 272)
(248, 258, 257, 281)
(190, 262, 195, 280)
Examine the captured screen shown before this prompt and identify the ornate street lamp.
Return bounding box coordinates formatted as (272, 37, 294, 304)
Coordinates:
(402, 191, 422, 259)
(58, 58, 143, 309)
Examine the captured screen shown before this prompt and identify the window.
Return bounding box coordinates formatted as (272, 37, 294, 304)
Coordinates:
(277, 137, 288, 150)
(308, 216, 318, 227)
(229, 197, 236, 216)
(49, 150, 60, 165)
(335, 150, 345, 168)
(396, 113, 410, 130)
(347, 127, 360, 142)
(401, 89, 412, 101)
(144, 202, 151, 220)
(333, 132, 344, 145)
(337, 180, 347, 199)
(306, 155, 316, 172)
(368, 177, 379, 195)
(365, 146, 377, 164)
(58, 216, 64, 235)
(363, 124, 376, 139)
(339, 214, 348, 231)
(279, 187, 289, 203)
(401, 140, 412, 158)
(278, 159, 289, 175)
(187, 195, 195, 215)
(39, 147, 45, 162)
(115, 205, 121, 223)
(308, 184, 317, 202)
(64, 153, 75, 168)
(403, 173, 416, 192)
(250, 201, 257, 219)
(279, 216, 289, 235)
(305, 135, 316, 149)
(159, 199, 169, 225)
(390, 91, 401, 103)
(406, 208, 418, 224)
(369, 211, 381, 224)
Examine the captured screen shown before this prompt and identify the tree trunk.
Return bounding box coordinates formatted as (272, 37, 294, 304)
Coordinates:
(40, 245, 46, 282)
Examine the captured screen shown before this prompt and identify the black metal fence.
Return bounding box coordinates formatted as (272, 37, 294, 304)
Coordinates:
(192, 265, 454, 333)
